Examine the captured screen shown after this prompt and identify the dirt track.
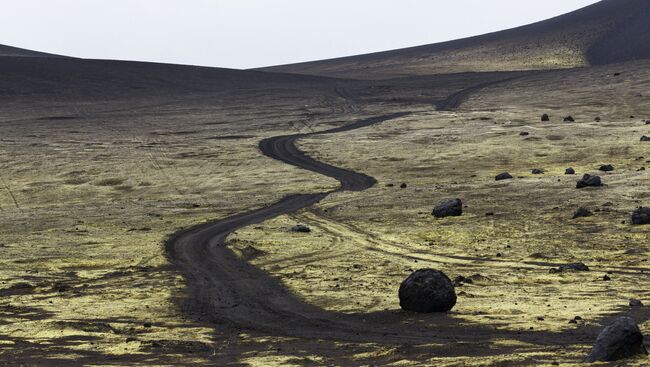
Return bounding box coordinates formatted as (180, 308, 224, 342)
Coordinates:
(163, 100, 640, 360)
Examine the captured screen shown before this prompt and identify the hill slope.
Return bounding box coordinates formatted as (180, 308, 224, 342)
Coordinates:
(0, 44, 65, 58)
(259, 0, 650, 79)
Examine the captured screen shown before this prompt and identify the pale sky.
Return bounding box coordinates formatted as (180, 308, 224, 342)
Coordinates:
(3, 0, 599, 69)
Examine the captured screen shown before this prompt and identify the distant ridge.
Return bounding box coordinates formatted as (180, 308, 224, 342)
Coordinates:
(259, 0, 650, 79)
(0, 44, 66, 58)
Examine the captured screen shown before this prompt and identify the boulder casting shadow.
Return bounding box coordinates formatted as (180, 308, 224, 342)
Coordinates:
(399, 269, 457, 313)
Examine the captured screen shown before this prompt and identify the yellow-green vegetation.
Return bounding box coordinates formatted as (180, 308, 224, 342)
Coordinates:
(0, 88, 352, 365)
(231, 62, 650, 365)
(1, 58, 648, 366)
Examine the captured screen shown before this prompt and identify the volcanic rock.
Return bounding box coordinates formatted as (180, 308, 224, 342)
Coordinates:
(631, 207, 650, 225)
(576, 174, 602, 188)
(585, 317, 647, 362)
(432, 198, 463, 218)
(573, 207, 593, 219)
(495, 172, 513, 181)
(399, 269, 457, 313)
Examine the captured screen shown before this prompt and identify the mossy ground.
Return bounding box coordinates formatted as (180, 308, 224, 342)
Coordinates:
(1, 61, 648, 366)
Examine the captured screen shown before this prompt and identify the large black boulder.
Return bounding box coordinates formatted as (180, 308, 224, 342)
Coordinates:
(495, 172, 513, 181)
(631, 207, 650, 225)
(585, 317, 647, 362)
(576, 174, 602, 188)
(399, 269, 457, 313)
(432, 199, 463, 218)
(290, 224, 311, 233)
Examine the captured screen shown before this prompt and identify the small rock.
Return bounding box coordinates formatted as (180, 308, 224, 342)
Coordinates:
(550, 262, 590, 273)
(385, 183, 395, 187)
(452, 276, 473, 287)
(572, 207, 592, 219)
(531, 168, 545, 174)
(399, 269, 457, 313)
(599, 164, 614, 172)
(576, 174, 602, 189)
(290, 224, 311, 233)
(564, 116, 575, 122)
(400, 183, 407, 189)
(629, 299, 644, 307)
(565, 167, 576, 175)
(585, 317, 647, 362)
(495, 172, 513, 181)
(143, 322, 152, 328)
(631, 207, 650, 225)
(541, 113, 550, 122)
(595, 117, 601, 122)
(603, 274, 611, 281)
(641, 136, 650, 142)
(432, 198, 463, 218)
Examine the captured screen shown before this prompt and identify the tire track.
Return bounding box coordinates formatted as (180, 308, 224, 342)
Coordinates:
(164, 109, 601, 353)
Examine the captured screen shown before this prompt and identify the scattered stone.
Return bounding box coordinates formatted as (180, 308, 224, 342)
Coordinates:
(576, 174, 602, 188)
(432, 198, 463, 218)
(467, 274, 488, 283)
(549, 262, 590, 273)
(485, 212, 494, 216)
(290, 224, 311, 233)
(520, 131, 529, 136)
(645, 120, 650, 125)
(613, 72, 621, 76)
(541, 113, 550, 122)
(585, 317, 647, 362)
(599, 164, 614, 172)
(641, 136, 650, 142)
(603, 274, 611, 281)
(638, 167, 646, 171)
(565, 167, 576, 175)
(400, 183, 407, 189)
(631, 207, 650, 225)
(452, 276, 473, 287)
(537, 316, 545, 321)
(143, 321, 152, 328)
(564, 116, 575, 122)
(629, 299, 644, 307)
(386, 183, 395, 187)
(495, 172, 513, 181)
(595, 117, 601, 122)
(531, 168, 545, 175)
(399, 269, 457, 313)
(573, 207, 593, 219)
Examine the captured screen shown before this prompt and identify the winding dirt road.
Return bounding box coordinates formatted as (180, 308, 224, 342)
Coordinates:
(164, 102, 610, 357)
